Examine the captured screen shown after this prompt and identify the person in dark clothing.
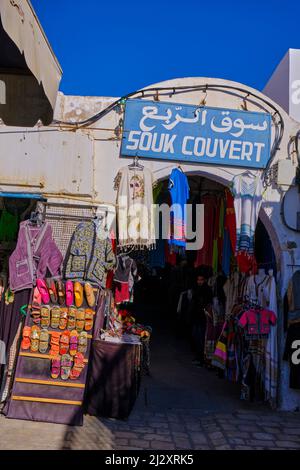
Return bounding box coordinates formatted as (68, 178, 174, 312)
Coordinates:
(189, 272, 213, 366)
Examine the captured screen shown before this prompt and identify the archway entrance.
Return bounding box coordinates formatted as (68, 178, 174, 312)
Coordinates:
(129, 173, 278, 413)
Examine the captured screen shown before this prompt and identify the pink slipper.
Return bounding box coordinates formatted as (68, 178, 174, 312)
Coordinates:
(36, 279, 50, 304)
(32, 286, 42, 309)
(65, 281, 74, 307)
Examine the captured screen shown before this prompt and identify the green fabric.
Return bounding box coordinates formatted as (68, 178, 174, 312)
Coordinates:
(0, 210, 18, 241)
(212, 239, 218, 274)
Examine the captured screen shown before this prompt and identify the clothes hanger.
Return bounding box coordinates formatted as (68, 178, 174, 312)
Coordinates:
(128, 155, 144, 171)
(29, 210, 44, 227)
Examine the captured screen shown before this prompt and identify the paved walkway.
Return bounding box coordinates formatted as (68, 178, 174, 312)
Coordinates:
(1, 320, 300, 450)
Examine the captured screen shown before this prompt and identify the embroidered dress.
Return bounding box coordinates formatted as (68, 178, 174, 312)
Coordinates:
(168, 168, 190, 252)
(114, 166, 155, 249)
(232, 174, 263, 255)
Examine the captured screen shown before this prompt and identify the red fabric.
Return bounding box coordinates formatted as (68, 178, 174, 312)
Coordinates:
(165, 241, 177, 266)
(238, 308, 276, 336)
(225, 189, 236, 254)
(195, 195, 216, 267)
(114, 281, 130, 304)
(236, 252, 258, 274)
(106, 231, 117, 289)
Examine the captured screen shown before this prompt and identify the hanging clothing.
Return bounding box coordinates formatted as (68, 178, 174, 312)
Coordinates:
(113, 255, 139, 304)
(9, 221, 63, 292)
(238, 308, 276, 339)
(114, 166, 155, 249)
(222, 229, 231, 277)
(232, 173, 263, 255)
(64, 220, 116, 288)
(168, 168, 190, 251)
(223, 271, 240, 316)
(262, 274, 278, 406)
(195, 195, 216, 267)
(245, 273, 268, 303)
(165, 242, 177, 266)
(236, 252, 257, 274)
(224, 189, 236, 253)
(106, 232, 117, 290)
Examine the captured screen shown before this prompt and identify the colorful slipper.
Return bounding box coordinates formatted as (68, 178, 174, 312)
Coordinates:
(32, 286, 42, 309)
(59, 330, 70, 355)
(36, 279, 50, 304)
(76, 309, 85, 333)
(50, 331, 60, 356)
(78, 331, 88, 355)
(84, 309, 94, 331)
(46, 278, 58, 304)
(51, 307, 60, 329)
(41, 306, 51, 329)
(56, 280, 65, 305)
(59, 307, 68, 330)
(70, 352, 85, 380)
(84, 283, 95, 307)
(30, 326, 40, 352)
(61, 354, 73, 380)
(65, 281, 74, 307)
(39, 329, 49, 354)
(67, 307, 77, 330)
(31, 309, 41, 325)
(21, 326, 31, 350)
(51, 355, 61, 379)
(69, 330, 79, 356)
(74, 282, 83, 308)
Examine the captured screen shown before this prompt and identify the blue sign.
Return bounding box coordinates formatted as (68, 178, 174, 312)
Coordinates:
(121, 99, 272, 168)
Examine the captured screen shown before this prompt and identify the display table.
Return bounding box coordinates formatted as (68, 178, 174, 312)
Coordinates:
(85, 339, 141, 420)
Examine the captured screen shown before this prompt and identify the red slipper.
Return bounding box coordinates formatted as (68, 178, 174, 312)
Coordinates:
(36, 279, 50, 304)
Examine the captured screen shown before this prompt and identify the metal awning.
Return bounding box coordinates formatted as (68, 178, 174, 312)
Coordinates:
(0, 0, 62, 126)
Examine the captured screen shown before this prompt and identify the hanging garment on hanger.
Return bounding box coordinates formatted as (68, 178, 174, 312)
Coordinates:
(232, 173, 263, 255)
(9, 221, 63, 292)
(114, 166, 155, 249)
(238, 307, 276, 339)
(64, 220, 116, 288)
(168, 168, 190, 251)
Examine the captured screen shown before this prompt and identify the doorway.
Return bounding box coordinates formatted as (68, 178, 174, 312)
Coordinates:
(129, 173, 278, 412)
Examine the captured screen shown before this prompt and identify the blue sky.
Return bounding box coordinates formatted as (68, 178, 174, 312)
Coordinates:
(31, 0, 300, 97)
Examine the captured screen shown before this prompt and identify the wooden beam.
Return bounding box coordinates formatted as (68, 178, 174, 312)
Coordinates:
(15, 378, 85, 388)
(12, 395, 82, 405)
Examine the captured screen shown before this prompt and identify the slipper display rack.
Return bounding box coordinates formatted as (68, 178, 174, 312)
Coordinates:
(5, 280, 99, 426)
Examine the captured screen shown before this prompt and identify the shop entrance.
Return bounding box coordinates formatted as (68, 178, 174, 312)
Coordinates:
(129, 173, 278, 412)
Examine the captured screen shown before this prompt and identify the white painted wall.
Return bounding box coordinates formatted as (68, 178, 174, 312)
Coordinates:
(264, 48, 300, 123)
